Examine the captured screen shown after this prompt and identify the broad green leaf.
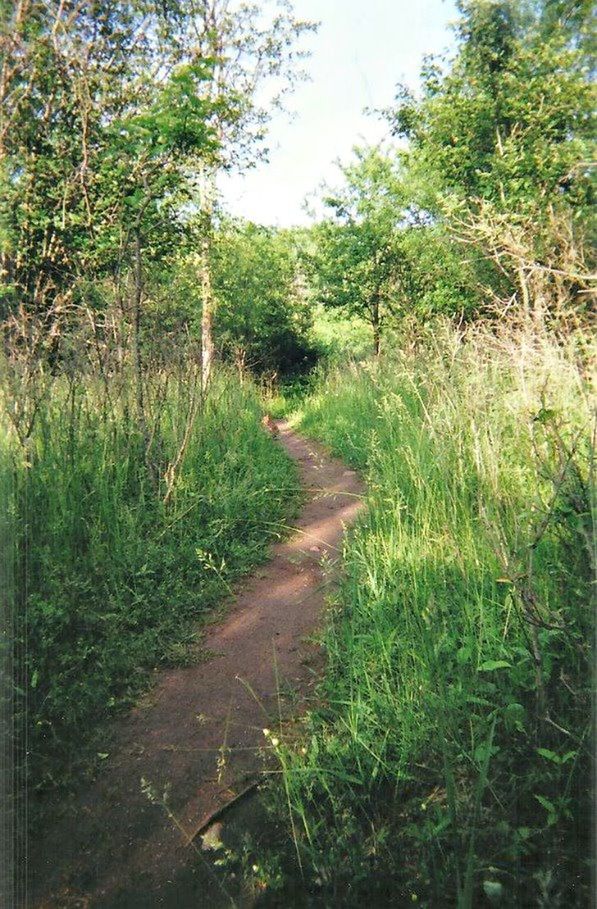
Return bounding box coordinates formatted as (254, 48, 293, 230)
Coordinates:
(536, 748, 560, 763)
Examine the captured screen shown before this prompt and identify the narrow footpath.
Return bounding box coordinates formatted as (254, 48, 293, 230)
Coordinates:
(29, 421, 365, 908)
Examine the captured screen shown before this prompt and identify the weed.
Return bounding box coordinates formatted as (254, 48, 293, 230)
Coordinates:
(266, 322, 594, 906)
(1, 366, 300, 804)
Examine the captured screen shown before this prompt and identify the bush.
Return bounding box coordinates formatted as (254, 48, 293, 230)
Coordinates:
(211, 222, 318, 376)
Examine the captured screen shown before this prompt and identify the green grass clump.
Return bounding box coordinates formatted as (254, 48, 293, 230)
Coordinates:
(2, 367, 300, 799)
(265, 323, 594, 907)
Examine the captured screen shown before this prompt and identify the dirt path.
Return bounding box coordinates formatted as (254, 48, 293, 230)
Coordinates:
(29, 421, 365, 908)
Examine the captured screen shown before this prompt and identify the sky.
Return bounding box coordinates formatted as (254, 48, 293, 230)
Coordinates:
(219, 0, 459, 227)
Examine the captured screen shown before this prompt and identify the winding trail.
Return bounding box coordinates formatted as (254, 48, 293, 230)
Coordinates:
(30, 421, 365, 908)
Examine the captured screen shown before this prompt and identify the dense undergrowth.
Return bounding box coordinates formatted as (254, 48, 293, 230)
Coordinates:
(2, 368, 300, 799)
(261, 324, 594, 907)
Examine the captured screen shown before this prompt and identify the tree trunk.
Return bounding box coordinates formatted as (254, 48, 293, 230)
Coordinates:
(372, 296, 381, 356)
(200, 230, 215, 393)
(133, 227, 145, 423)
(199, 168, 216, 394)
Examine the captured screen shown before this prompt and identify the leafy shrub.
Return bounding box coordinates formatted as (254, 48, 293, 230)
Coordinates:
(211, 222, 318, 376)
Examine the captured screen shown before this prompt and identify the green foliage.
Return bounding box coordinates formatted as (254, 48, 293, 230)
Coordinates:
(211, 221, 317, 375)
(310, 305, 374, 362)
(126, 62, 218, 155)
(307, 148, 405, 350)
(266, 324, 593, 906)
(2, 368, 300, 797)
(179, 0, 318, 173)
(131, 221, 319, 377)
(385, 0, 595, 321)
(305, 146, 482, 338)
(0, 2, 219, 318)
(393, 1, 594, 217)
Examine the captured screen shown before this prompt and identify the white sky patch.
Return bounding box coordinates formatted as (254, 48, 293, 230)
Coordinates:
(219, 0, 458, 227)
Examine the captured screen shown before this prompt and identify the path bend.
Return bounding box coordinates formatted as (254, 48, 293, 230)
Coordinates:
(30, 421, 365, 908)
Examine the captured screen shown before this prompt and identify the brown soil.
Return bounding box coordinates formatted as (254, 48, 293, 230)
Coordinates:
(28, 421, 365, 908)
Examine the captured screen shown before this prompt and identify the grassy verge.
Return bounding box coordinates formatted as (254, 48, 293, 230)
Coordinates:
(2, 368, 300, 800)
(258, 323, 594, 907)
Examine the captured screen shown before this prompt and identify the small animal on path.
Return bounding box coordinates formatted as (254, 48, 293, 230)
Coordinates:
(261, 414, 279, 437)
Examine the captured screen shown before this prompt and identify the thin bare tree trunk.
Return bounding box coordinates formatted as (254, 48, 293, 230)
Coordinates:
(372, 296, 381, 356)
(133, 227, 145, 424)
(200, 232, 215, 393)
(199, 168, 216, 394)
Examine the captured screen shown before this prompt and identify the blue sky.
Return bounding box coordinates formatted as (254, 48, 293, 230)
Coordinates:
(219, 0, 459, 226)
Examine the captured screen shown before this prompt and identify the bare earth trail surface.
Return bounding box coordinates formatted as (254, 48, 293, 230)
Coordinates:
(30, 421, 365, 908)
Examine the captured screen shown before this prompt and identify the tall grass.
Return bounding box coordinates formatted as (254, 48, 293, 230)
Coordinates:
(1, 364, 300, 799)
(266, 324, 594, 906)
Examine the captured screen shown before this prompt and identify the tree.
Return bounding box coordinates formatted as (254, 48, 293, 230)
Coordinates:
(0, 1, 219, 347)
(179, 0, 317, 390)
(387, 0, 595, 322)
(0, 0, 231, 487)
(308, 147, 408, 354)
